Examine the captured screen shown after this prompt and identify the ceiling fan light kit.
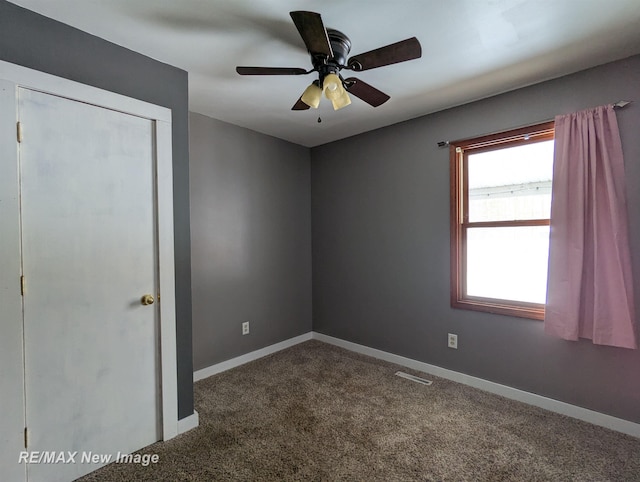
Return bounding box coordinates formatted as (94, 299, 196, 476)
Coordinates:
(330, 90, 351, 111)
(236, 11, 422, 112)
(323, 73, 343, 98)
(300, 81, 322, 108)
(321, 73, 351, 110)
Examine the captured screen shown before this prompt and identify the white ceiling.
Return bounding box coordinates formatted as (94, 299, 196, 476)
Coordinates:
(10, 0, 640, 147)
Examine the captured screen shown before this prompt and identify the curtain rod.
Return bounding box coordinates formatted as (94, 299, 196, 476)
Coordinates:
(436, 100, 633, 148)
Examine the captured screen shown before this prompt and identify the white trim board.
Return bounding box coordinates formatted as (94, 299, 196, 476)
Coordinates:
(178, 411, 199, 435)
(313, 333, 640, 439)
(194, 333, 313, 382)
(193, 331, 639, 439)
(0, 60, 171, 122)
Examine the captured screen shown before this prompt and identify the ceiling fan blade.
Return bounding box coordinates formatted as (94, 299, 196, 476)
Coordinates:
(292, 97, 311, 110)
(344, 78, 390, 107)
(347, 37, 422, 71)
(236, 66, 308, 75)
(290, 11, 333, 57)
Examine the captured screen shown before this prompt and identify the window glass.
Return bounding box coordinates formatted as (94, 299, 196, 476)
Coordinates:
(466, 225, 550, 304)
(467, 140, 554, 222)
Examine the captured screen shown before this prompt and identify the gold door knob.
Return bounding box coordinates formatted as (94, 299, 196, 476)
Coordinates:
(141, 294, 155, 306)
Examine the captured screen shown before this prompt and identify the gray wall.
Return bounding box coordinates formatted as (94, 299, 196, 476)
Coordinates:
(0, 1, 194, 419)
(189, 113, 312, 370)
(311, 55, 640, 423)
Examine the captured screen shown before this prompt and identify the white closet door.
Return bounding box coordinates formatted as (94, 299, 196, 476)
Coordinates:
(19, 88, 159, 482)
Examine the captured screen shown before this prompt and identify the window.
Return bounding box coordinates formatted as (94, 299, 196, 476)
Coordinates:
(450, 122, 555, 320)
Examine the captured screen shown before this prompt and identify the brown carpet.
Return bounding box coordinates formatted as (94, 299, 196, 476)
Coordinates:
(79, 340, 640, 481)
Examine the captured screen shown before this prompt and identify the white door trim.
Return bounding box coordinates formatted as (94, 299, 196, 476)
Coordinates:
(0, 61, 171, 122)
(0, 60, 178, 441)
(0, 78, 27, 482)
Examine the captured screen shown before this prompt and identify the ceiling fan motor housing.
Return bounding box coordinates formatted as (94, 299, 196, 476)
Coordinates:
(312, 28, 352, 79)
(327, 29, 351, 66)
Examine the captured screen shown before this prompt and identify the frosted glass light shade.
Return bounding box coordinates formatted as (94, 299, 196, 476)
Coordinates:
(301, 83, 322, 108)
(331, 91, 351, 110)
(323, 73, 343, 101)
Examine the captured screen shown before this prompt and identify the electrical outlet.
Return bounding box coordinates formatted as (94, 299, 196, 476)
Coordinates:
(242, 321, 250, 335)
(448, 333, 458, 349)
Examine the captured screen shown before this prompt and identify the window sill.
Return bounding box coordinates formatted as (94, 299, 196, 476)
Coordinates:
(451, 297, 544, 320)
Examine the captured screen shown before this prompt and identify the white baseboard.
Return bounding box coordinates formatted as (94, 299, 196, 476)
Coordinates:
(193, 332, 313, 382)
(312, 332, 640, 439)
(177, 410, 199, 435)
(190, 331, 639, 438)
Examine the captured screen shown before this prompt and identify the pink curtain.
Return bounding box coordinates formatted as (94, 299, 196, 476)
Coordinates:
(545, 104, 637, 349)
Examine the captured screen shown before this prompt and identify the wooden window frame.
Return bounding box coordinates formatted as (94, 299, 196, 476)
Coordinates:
(449, 121, 555, 320)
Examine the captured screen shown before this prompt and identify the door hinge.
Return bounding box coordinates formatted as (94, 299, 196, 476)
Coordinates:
(24, 427, 28, 448)
(20, 275, 25, 296)
(17, 122, 23, 143)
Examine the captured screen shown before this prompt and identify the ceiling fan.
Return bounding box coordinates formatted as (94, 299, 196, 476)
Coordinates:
(236, 11, 422, 111)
